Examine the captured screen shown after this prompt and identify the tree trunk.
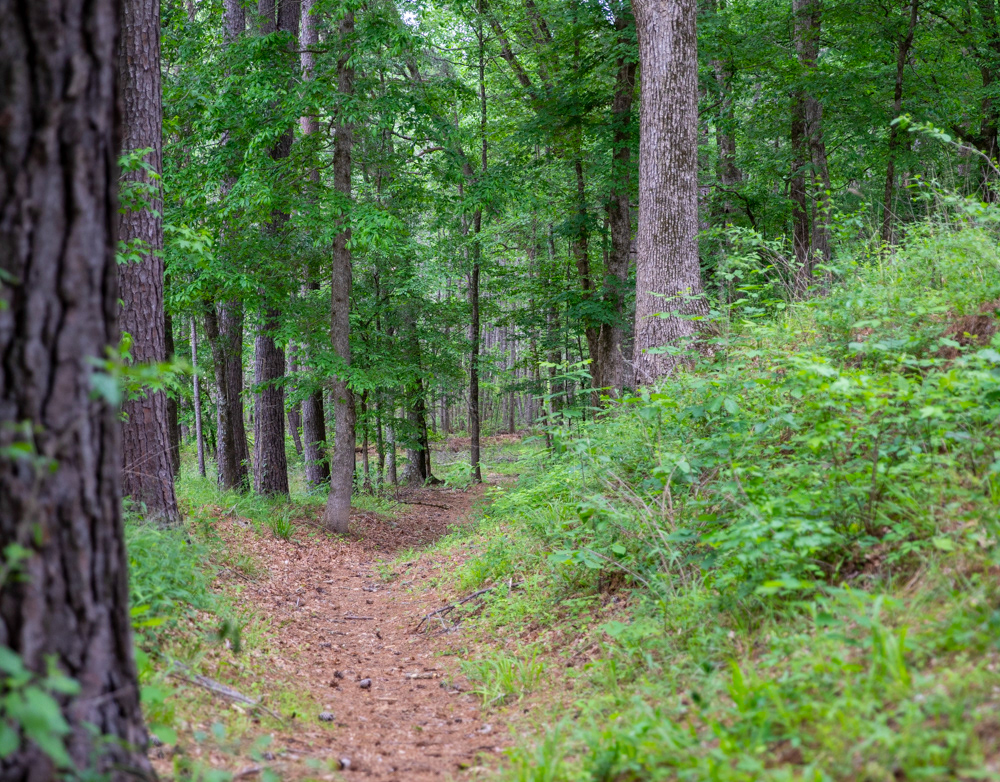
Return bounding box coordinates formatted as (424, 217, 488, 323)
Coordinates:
(324, 9, 357, 534)
(192, 318, 207, 477)
(600, 8, 638, 395)
(794, 0, 832, 269)
(386, 413, 398, 488)
(251, 0, 297, 497)
(632, 0, 707, 382)
(119, 0, 180, 524)
(299, 0, 331, 491)
(790, 69, 812, 294)
(253, 307, 289, 495)
(0, 1, 151, 777)
(204, 301, 251, 491)
(881, 0, 919, 246)
(165, 310, 182, 476)
(286, 347, 303, 456)
(469, 8, 487, 484)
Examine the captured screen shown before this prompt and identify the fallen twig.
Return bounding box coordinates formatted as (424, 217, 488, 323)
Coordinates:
(414, 581, 523, 633)
(394, 499, 451, 510)
(169, 662, 282, 722)
(343, 614, 375, 620)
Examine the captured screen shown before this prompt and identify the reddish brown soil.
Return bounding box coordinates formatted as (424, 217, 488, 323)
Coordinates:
(158, 484, 515, 781)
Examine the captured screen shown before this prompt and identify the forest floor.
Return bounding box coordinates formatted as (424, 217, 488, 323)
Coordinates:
(151, 441, 530, 782)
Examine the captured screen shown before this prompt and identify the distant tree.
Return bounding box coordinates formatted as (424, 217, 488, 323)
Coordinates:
(120, 0, 181, 522)
(0, 1, 151, 777)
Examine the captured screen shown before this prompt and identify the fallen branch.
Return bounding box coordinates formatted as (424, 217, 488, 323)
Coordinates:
(343, 614, 375, 620)
(169, 662, 282, 722)
(394, 499, 451, 510)
(414, 580, 522, 634)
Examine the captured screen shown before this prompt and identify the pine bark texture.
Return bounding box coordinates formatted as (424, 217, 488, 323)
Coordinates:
(324, 10, 357, 534)
(252, 0, 297, 497)
(631, 0, 706, 382)
(0, 1, 151, 777)
(204, 301, 251, 491)
(253, 308, 289, 495)
(119, 0, 180, 524)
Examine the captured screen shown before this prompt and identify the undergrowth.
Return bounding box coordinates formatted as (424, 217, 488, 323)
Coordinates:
(450, 213, 1000, 781)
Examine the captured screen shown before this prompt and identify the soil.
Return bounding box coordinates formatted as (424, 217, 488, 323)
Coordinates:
(155, 482, 518, 781)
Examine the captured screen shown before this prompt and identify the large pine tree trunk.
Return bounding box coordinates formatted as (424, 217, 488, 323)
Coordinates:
(119, 0, 180, 524)
(0, 1, 151, 777)
(631, 0, 706, 382)
(324, 10, 357, 534)
(251, 0, 297, 497)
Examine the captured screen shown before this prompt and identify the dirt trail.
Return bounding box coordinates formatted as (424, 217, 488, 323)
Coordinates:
(209, 484, 511, 780)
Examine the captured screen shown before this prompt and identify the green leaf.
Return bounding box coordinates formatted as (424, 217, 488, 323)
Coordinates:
(932, 536, 956, 552)
(0, 722, 20, 758)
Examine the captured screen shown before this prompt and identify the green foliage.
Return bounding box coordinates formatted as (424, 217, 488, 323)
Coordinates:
(461, 650, 545, 707)
(451, 218, 1000, 780)
(125, 514, 217, 628)
(0, 649, 80, 770)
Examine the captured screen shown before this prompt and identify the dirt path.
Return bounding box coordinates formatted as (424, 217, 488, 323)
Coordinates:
(200, 484, 511, 780)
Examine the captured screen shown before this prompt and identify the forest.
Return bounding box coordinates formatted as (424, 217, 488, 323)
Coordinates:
(3, 0, 1000, 779)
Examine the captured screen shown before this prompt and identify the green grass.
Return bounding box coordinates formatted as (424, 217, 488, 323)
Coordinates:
(440, 213, 1000, 781)
(461, 649, 546, 707)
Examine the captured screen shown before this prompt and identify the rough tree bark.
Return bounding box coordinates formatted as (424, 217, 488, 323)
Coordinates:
(251, 0, 298, 497)
(881, 0, 919, 246)
(631, 0, 707, 382)
(0, 1, 151, 777)
(119, 0, 180, 523)
(204, 301, 251, 491)
(324, 9, 357, 533)
(300, 0, 332, 490)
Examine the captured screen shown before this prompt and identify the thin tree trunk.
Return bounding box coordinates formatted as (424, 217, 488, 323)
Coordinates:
(790, 69, 812, 294)
(469, 5, 487, 484)
(165, 310, 182, 476)
(386, 412, 398, 488)
(794, 0, 832, 268)
(0, 2, 151, 776)
(881, 0, 919, 246)
(324, 9, 357, 534)
(253, 307, 289, 495)
(204, 301, 251, 491)
(361, 391, 372, 492)
(600, 8, 638, 396)
(192, 318, 207, 478)
(286, 347, 303, 456)
(300, 0, 331, 490)
(631, 0, 707, 382)
(119, 0, 180, 524)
